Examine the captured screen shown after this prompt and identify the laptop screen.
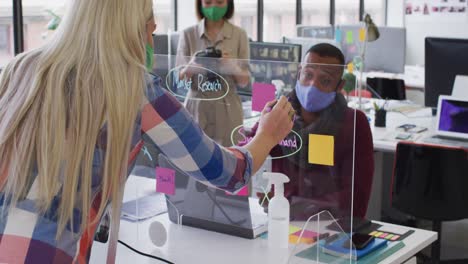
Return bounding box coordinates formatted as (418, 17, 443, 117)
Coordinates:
(437, 96, 468, 138)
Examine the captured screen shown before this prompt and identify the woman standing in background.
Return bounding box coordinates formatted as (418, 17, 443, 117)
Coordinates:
(176, 0, 250, 146)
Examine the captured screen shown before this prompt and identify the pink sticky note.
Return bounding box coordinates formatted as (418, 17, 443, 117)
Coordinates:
(292, 230, 319, 239)
(156, 167, 175, 195)
(252, 82, 276, 112)
(225, 186, 249, 196)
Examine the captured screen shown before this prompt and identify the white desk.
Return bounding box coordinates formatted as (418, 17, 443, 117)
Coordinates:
(364, 65, 425, 91)
(90, 177, 437, 264)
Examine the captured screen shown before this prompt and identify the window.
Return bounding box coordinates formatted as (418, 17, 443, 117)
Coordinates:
(21, 2, 65, 52)
(231, 0, 257, 41)
(364, 0, 386, 26)
(0, 1, 14, 67)
(335, 0, 360, 25)
(153, 0, 173, 34)
(302, 0, 331, 26)
(263, 0, 296, 42)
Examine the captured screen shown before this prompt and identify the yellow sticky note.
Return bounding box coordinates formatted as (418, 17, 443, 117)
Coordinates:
(347, 62, 354, 73)
(289, 235, 314, 244)
(308, 134, 334, 166)
(289, 225, 302, 234)
(359, 28, 366, 42)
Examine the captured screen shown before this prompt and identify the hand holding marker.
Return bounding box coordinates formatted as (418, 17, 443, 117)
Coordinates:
(265, 97, 297, 121)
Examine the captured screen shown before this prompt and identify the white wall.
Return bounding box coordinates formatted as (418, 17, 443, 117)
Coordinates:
(387, 0, 468, 66)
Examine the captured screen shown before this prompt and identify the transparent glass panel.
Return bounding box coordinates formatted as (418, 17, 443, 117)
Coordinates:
(264, 0, 296, 42)
(289, 211, 356, 263)
(22, 1, 66, 51)
(302, 0, 330, 27)
(231, 0, 258, 41)
(125, 52, 364, 263)
(335, 0, 360, 25)
(0, 1, 15, 66)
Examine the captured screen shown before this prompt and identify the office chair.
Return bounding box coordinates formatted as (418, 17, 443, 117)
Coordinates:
(367, 77, 406, 100)
(391, 142, 468, 264)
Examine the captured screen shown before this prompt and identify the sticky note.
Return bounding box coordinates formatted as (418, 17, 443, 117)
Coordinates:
(369, 231, 378, 236)
(289, 235, 314, 244)
(374, 232, 383, 237)
(346, 31, 353, 44)
(292, 230, 319, 239)
(391, 235, 400, 241)
(385, 234, 394, 239)
(308, 134, 334, 166)
(347, 62, 354, 73)
(379, 233, 389, 238)
(359, 28, 366, 42)
(252, 82, 276, 112)
(225, 186, 249, 196)
(289, 225, 302, 234)
(335, 28, 342, 42)
(156, 167, 175, 195)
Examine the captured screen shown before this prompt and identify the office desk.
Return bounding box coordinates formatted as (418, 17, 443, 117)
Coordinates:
(90, 177, 437, 264)
(364, 65, 425, 91)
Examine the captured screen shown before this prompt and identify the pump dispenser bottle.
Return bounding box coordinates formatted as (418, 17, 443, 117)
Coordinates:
(264, 172, 290, 249)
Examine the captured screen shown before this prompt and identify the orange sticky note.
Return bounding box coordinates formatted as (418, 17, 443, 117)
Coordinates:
(308, 134, 334, 166)
(289, 235, 314, 244)
(359, 28, 366, 42)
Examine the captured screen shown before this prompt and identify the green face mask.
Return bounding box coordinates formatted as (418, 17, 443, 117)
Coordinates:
(146, 43, 154, 72)
(201, 5, 228, 22)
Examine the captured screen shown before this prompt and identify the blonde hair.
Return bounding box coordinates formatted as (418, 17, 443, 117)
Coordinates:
(0, 0, 153, 238)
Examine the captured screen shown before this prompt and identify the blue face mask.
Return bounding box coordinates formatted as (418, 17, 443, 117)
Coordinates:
(295, 81, 336, 112)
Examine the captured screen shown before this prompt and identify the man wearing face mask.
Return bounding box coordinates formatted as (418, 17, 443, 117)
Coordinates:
(252, 44, 374, 220)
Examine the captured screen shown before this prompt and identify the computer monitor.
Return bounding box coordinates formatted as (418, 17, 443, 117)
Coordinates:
(282, 36, 342, 60)
(425, 37, 468, 108)
(296, 25, 334, 39)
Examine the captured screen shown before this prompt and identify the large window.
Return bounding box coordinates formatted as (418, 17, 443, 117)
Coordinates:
(22, 2, 65, 52)
(0, 0, 14, 67)
(364, 0, 386, 26)
(335, 0, 360, 25)
(153, 0, 172, 34)
(263, 0, 296, 42)
(302, 0, 330, 26)
(231, 0, 258, 41)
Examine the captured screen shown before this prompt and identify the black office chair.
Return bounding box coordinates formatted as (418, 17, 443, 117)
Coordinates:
(367, 77, 406, 100)
(391, 142, 468, 264)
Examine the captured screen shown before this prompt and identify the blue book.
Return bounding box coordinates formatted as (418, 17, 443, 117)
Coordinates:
(321, 236, 388, 260)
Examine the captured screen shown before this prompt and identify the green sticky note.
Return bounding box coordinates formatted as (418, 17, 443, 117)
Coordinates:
(289, 225, 302, 234)
(346, 31, 353, 44)
(309, 134, 334, 166)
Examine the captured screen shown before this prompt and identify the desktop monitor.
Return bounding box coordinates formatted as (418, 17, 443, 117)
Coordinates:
(425, 37, 468, 108)
(296, 25, 334, 39)
(282, 36, 342, 59)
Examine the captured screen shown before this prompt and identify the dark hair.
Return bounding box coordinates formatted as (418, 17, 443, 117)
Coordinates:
(195, 0, 235, 21)
(306, 43, 345, 66)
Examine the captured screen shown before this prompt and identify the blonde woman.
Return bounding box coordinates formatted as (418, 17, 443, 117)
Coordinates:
(0, 0, 293, 263)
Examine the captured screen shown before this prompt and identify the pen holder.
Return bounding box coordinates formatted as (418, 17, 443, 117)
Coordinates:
(374, 109, 387, 127)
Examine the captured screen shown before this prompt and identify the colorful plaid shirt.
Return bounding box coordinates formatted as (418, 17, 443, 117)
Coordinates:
(0, 74, 253, 263)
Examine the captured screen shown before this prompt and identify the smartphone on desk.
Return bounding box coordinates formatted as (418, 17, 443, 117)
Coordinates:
(342, 233, 375, 250)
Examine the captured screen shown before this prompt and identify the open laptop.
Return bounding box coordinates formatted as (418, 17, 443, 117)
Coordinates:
(158, 154, 268, 239)
(422, 95, 468, 148)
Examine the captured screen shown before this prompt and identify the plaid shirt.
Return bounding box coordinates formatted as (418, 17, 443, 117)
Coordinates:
(0, 74, 253, 263)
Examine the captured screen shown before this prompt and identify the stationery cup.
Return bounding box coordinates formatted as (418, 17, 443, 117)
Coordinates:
(375, 109, 387, 127)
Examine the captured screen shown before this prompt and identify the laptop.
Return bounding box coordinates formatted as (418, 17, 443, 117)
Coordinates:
(422, 95, 468, 147)
(158, 154, 268, 239)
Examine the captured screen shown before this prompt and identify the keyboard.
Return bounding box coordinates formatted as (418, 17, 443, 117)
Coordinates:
(422, 136, 468, 149)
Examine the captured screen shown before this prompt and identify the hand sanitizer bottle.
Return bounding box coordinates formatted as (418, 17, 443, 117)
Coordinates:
(264, 172, 290, 249)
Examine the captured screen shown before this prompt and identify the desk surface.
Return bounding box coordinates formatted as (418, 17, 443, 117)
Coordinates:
(90, 177, 437, 264)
